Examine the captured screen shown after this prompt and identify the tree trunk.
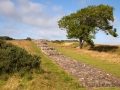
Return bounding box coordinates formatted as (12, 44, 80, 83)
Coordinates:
(79, 38, 84, 49)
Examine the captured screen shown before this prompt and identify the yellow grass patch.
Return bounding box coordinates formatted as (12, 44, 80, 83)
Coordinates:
(6, 40, 36, 54)
(3, 76, 19, 90)
(49, 42, 120, 65)
(77, 49, 120, 64)
(64, 42, 73, 46)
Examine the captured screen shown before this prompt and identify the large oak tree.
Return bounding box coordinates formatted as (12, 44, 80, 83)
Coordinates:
(58, 4, 118, 49)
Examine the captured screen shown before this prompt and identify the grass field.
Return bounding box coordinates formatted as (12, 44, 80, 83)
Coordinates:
(48, 42, 120, 78)
(48, 42, 120, 90)
(0, 40, 120, 90)
(0, 40, 85, 90)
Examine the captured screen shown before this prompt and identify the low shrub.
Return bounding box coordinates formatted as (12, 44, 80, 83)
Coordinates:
(52, 40, 64, 44)
(26, 37, 32, 41)
(0, 40, 41, 76)
(0, 36, 14, 40)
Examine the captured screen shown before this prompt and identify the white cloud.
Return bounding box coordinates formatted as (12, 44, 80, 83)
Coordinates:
(0, 22, 24, 38)
(28, 27, 66, 40)
(110, 17, 120, 36)
(77, 0, 91, 6)
(0, 0, 15, 15)
(0, 0, 66, 39)
(113, 17, 119, 27)
(17, 0, 63, 28)
(19, 1, 44, 15)
(0, 0, 20, 20)
(52, 5, 63, 14)
(77, 0, 86, 6)
(17, 0, 29, 5)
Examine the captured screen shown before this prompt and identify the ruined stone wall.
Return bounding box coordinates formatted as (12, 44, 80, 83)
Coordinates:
(33, 39, 120, 88)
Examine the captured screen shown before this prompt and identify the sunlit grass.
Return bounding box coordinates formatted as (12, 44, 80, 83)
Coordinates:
(1, 40, 119, 90)
(48, 42, 120, 78)
(48, 42, 120, 90)
(0, 40, 85, 90)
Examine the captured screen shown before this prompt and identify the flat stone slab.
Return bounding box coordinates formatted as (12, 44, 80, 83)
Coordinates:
(33, 39, 120, 88)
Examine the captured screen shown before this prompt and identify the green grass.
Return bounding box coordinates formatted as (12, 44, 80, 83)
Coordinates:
(70, 42, 120, 54)
(49, 43, 120, 78)
(0, 41, 85, 90)
(1, 40, 119, 90)
(30, 41, 85, 90)
(48, 42, 120, 90)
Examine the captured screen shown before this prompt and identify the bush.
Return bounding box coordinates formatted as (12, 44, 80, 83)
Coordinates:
(0, 36, 14, 40)
(52, 40, 64, 44)
(26, 37, 31, 41)
(0, 40, 41, 75)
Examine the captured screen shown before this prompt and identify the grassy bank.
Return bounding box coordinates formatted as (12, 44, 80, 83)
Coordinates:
(1, 40, 119, 90)
(48, 42, 120, 90)
(0, 40, 85, 90)
(30, 41, 84, 90)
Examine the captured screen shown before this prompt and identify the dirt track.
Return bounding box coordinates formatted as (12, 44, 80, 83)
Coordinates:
(33, 39, 120, 88)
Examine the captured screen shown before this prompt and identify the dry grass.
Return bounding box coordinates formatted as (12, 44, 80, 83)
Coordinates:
(0, 40, 84, 90)
(63, 42, 73, 46)
(77, 49, 120, 65)
(6, 40, 37, 54)
(2, 76, 19, 90)
(48, 42, 120, 77)
(48, 42, 120, 90)
(2, 40, 119, 90)
(61, 42, 120, 65)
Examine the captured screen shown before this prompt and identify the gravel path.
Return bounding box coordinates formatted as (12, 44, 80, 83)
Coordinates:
(33, 39, 120, 88)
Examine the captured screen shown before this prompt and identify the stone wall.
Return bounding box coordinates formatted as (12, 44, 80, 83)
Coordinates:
(33, 39, 120, 88)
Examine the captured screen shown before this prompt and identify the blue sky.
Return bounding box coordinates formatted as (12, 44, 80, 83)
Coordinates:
(0, 0, 120, 44)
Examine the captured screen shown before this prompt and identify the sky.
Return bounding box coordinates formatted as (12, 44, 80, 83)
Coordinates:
(0, 0, 120, 44)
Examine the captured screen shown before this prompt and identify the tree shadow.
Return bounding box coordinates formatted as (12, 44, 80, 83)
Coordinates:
(89, 45, 119, 52)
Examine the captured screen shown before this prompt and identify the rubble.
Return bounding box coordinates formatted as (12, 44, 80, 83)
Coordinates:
(33, 39, 120, 88)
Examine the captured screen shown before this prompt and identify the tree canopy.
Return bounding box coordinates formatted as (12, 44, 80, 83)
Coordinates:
(58, 4, 118, 49)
